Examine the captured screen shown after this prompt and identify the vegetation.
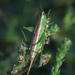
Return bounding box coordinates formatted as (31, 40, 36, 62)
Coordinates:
(0, 0, 75, 75)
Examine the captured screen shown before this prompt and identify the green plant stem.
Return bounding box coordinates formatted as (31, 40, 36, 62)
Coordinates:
(51, 38, 72, 75)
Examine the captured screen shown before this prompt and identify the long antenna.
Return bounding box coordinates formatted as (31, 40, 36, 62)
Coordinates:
(38, 0, 43, 12)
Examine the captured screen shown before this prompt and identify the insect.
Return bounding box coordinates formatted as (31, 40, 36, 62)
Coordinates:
(26, 11, 50, 75)
(7, 11, 51, 75)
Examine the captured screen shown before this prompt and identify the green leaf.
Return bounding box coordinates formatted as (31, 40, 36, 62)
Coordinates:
(47, 9, 51, 18)
(23, 27, 34, 32)
(48, 24, 59, 35)
(21, 30, 27, 42)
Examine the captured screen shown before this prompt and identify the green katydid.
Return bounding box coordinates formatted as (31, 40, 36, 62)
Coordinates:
(26, 11, 50, 75)
(6, 4, 59, 75)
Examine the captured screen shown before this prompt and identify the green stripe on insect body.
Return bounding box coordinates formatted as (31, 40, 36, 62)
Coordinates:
(30, 12, 46, 59)
(26, 11, 50, 75)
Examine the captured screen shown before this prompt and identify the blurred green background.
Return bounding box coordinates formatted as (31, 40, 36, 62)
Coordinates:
(0, 0, 75, 75)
